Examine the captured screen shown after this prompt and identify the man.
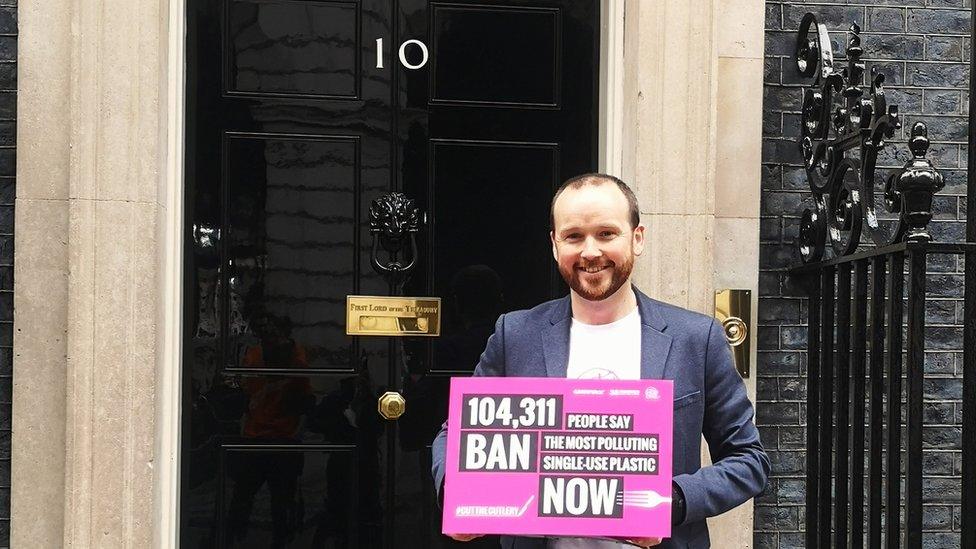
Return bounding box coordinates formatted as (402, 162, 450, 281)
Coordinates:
(431, 174, 769, 548)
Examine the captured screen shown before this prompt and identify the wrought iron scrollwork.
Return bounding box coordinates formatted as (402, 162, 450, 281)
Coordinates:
(794, 14, 943, 262)
(369, 192, 424, 287)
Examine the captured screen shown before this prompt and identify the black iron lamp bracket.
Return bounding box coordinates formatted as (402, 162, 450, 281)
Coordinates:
(794, 14, 943, 262)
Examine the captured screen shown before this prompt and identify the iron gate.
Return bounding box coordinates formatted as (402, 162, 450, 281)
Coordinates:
(788, 14, 976, 548)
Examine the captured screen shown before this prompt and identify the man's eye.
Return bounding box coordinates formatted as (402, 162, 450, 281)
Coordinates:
(563, 234, 583, 242)
(599, 231, 618, 239)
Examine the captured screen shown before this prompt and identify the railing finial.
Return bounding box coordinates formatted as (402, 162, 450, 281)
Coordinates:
(888, 122, 945, 243)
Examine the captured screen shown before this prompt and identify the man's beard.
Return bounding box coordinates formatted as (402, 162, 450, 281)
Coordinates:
(559, 254, 634, 301)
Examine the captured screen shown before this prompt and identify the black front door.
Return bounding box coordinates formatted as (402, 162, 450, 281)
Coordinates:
(181, 1, 599, 547)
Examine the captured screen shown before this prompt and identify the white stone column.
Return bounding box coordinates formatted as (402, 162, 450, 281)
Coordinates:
(621, 0, 765, 545)
(710, 0, 765, 546)
(623, 0, 719, 313)
(11, 0, 73, 545)
(13, 0, 178, 546)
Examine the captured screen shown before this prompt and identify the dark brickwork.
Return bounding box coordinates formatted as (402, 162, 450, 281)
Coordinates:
(0, 0, 12, 546)
(759, 2, 969, 548)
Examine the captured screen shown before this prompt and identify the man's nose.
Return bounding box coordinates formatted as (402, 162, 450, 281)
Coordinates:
(580, 236, 602, 259)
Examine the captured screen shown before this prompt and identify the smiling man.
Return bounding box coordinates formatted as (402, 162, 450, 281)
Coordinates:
(431, 174, 769, 549)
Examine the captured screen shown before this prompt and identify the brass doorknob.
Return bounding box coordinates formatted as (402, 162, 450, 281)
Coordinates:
(378, 391, 406, 420)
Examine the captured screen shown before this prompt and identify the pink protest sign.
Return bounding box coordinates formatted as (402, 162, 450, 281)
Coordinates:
(443, 377, 673, 539)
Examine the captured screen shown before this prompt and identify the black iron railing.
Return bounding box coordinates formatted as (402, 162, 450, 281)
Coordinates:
(789, 14, 976, 549)
(792, 242, 975, 548)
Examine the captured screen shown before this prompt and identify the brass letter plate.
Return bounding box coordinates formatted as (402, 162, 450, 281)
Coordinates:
(346, 296, 441, 337)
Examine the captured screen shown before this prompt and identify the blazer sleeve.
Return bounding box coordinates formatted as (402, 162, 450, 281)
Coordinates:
(431, 313, 508, 505)
(672, 319, 770, 524)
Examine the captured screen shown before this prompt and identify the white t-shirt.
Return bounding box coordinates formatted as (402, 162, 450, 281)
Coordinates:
(565, 307, 641, 381)
(550, 307, 642, 549)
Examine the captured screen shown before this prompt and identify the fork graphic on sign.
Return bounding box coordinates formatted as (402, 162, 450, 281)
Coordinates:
(617, 490, 672, 509)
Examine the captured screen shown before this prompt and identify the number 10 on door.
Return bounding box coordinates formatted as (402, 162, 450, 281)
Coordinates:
(375, 38, 429, 69)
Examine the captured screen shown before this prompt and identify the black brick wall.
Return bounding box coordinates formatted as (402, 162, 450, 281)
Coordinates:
(0, 0, 12, 545)
(758, 2, 969, 548)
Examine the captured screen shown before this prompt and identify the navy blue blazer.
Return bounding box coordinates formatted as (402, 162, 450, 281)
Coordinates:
(431, 287, 770, 549)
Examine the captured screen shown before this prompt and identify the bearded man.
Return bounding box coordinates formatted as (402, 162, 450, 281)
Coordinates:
(431, 174, 769, 549)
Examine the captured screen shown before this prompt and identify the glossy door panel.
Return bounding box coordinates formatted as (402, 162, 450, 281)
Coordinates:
(223, 133, 360, 372)
(426, 140, 559, 323)
(183, 1, 598, 547)
(221, 447, 369, 548)
(430, 4, 561, 107)
(225, 0, 361, 99)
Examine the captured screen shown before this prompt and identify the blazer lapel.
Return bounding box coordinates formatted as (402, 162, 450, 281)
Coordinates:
(542, 296, 571, 378)
(635, 288, 673, 380)
(641, 327, 673, 380)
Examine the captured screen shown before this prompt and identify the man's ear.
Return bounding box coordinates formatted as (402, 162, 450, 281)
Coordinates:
(632, 224, 646, 256)
(550, 230, 558, 261)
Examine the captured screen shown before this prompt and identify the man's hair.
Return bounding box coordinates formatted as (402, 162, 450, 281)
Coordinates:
(550, 173, 641, 230)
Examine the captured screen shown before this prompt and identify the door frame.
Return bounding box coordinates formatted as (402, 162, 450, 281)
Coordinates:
(157, 0, 188, 546)
(156, 1, 626, 545)
(599, 0, 625, 176)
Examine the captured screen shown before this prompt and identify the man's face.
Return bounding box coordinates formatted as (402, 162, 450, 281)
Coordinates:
(550, 183, 645, 301)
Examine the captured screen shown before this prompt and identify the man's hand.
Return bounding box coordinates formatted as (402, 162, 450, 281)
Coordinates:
(622, 537, 662, 548)
(447, 534, 484, 542)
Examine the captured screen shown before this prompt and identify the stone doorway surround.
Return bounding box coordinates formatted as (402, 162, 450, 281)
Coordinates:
(12, 0, 185, 545)
(615, 1, 765, 546)
(10, 0, 763, 546)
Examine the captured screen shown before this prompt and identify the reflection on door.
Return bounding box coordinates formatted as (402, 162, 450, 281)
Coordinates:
(181, 1, 598, 547)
